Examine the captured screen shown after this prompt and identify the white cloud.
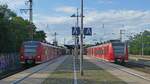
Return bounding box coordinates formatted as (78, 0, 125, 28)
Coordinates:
(33, 14, 74, 44)
(33, 10, 150, 44)
(45, 17, 71, 24)
(55, 6, 76, 14)
(83, 10, 150, 43)
(96, 0, 113, 4)
(34, 15, 72, 25)
(0, 0, 25, 10)
(85, 10, 146, 23)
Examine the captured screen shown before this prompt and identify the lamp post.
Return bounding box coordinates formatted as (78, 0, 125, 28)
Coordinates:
(71, 8, 79, 61)
(71, 0, 84, 76)
(71, 8, 79, 26)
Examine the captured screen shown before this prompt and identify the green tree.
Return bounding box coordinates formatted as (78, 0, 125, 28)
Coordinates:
(0, 4, 47, 53)
(34, 30, 47, 42)
(129, 30, 150, 55)
(0, 5, 17, 52)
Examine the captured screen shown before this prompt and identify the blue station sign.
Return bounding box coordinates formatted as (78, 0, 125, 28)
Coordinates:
(84, 27, 92, 36)
(72, 27, 80, 35)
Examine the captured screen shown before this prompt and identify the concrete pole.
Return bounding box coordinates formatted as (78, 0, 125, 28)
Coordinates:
(64, 38, 66, 45)
(120, 30, 125, 42)
(80, 0, 84, 76)
(29, 0, 33, 22)
(77, 8, 79, 27)
(71, 9, 79, 61)
(76, 8, 79, 59)
(29, 0, 33, 40)
(141, 33, 144, 56)
(120, 30, 122, 42)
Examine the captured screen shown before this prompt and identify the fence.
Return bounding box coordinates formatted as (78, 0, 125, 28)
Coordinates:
(0, 53, 21, 74)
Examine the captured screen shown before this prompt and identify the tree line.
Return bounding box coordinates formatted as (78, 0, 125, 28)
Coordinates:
(0, 5, 46, 53)
(129, 30, 150, 55)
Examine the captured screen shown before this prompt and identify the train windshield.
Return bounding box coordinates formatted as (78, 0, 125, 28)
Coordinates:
(24, 42, 39, 56)
(112, 43, 125, 56)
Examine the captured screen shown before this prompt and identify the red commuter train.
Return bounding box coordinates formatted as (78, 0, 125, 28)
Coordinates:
(87, 40, 128, 64)
(20, 41, 66, 64)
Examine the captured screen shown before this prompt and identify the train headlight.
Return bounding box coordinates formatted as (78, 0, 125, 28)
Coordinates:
(37, 56, 41, 58)
(21, 56, 24, 59)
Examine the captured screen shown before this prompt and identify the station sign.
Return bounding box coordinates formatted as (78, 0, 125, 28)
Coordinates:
(72, 27, 80, 35)
(84, 27, 92, 36)
(72, 27, 92, 36)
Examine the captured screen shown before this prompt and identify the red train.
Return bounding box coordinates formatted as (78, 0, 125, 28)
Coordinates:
(20, 41, 66, 64)
(87, 40, 128, 64)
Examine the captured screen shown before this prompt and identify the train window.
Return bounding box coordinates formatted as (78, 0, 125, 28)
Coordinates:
(24, 45, 37, 48)
(24, 48, 36, 53)
(112, 43, 125, 56)
(24, 41, 39, 46)
(24, 48, 37, 56)
(112, 43, 124, 46)
(96, 49, 105, 54)
(23, 42, 38, 56)
(96, 50, 100, 55)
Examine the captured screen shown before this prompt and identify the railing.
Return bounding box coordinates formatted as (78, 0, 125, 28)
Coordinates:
(0, 53, 21, 74)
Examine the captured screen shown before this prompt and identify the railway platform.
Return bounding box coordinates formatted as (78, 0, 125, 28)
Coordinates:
(0, 55, 150, 84)
(42, 55, 126, 84)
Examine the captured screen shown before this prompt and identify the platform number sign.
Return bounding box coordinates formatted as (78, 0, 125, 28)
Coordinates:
(72, 27, 80, 35)
(84, 27, 92, 36)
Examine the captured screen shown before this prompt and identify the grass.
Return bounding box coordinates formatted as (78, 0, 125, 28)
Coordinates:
(42, 56, 127, 84)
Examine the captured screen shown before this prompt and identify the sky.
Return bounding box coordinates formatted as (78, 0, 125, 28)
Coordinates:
(1, 0, 150, 45)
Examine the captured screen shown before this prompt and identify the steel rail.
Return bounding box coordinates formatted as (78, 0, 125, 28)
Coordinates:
(11, 57, 61, 84)
(99, 60, 150, 82)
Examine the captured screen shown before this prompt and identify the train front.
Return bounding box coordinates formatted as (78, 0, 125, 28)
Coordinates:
(112, 42, 128, 64)
(20, 41, 40, 64)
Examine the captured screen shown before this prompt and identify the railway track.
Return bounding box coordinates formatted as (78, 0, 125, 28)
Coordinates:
(126, 61, 150, 67)
(100, 61, 150, 82)
(0, 56, 67, 84)
(123, 61, 150, 74)
(0, 64, 35, 80)
(11, 59, 57, 84)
